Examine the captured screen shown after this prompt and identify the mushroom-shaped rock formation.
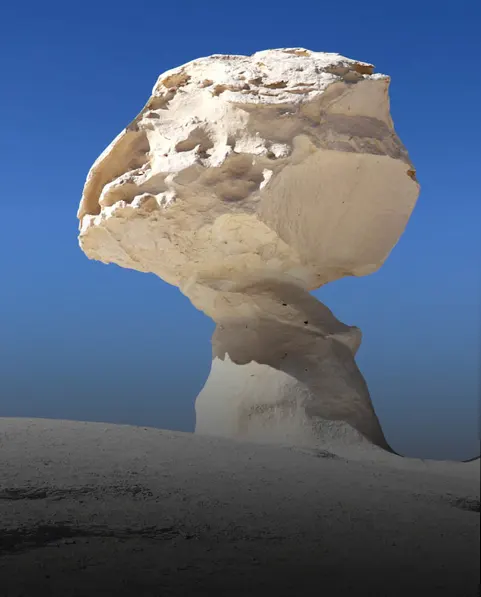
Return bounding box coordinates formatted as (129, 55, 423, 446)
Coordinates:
(78, 48, 420, 454)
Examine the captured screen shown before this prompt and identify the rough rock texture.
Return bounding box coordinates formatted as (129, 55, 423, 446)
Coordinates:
(78, 49, 420, 451)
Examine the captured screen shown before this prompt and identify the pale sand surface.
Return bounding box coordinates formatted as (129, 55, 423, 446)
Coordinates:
(0, 417, 479, 596)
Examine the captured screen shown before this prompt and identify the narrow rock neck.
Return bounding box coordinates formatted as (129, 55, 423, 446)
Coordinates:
(186, 277, 392, 452)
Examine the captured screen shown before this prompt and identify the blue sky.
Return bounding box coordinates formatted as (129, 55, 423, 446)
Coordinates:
(1, 0, 479, 460)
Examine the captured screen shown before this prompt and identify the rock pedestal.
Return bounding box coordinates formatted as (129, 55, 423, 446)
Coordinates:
(77, 49, 419, 452)
(190, 276, 391, 451)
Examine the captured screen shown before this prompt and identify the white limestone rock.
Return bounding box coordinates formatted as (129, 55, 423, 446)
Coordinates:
(77, 49, 420, 452)
(78, 48, 419, 296)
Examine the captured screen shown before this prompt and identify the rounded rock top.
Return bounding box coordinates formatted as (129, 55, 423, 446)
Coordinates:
(78, 48, 419, 298)
(150, 48, 383, 106)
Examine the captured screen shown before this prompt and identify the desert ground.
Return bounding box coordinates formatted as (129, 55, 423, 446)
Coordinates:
(0, 417, 479, 596)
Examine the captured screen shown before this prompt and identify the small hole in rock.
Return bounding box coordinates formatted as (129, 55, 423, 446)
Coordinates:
(265, 81, 288, 89)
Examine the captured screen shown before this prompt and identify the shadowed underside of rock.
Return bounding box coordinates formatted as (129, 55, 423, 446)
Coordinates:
(77, 48, 420, 452)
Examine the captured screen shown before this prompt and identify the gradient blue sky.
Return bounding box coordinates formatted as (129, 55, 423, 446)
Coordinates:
(1, 0, 479, 460)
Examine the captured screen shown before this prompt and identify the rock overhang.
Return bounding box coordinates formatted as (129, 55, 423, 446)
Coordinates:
(77, 48, 420, 302)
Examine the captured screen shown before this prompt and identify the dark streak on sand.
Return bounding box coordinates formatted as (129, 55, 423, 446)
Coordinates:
(450, 497, 480, 513)
(0, 484, 154, 502)
(0, 523, 183, 556)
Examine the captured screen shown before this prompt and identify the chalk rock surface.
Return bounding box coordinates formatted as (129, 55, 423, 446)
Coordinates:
(77, 49, 420, 451)
(78, 48, 419, 294)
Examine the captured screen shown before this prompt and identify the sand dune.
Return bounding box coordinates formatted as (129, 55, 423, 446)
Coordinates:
(0, 417, 479, 596)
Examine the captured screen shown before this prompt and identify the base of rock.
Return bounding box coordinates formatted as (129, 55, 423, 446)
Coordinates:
(195, 355, 385, 456)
